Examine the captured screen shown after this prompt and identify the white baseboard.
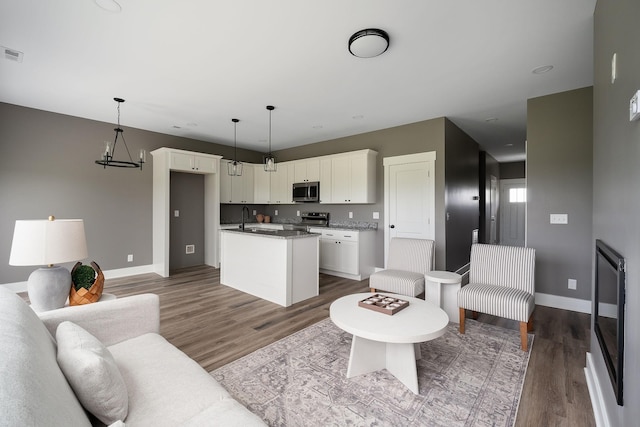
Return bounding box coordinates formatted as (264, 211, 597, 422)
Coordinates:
(1, 264, 156, 293)
(535, 292, 591, 313)
(585, 352, 611, 427)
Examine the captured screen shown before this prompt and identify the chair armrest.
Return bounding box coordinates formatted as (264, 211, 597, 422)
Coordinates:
(38, 294, 160, 346)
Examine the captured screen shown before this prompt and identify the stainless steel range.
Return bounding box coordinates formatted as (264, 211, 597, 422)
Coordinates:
(283, 212, 329, 231)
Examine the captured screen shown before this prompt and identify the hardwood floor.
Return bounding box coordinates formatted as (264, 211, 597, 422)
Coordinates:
(103, 265, 595, 427)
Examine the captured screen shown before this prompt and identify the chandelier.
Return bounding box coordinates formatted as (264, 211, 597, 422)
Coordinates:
(228, 118, 243, 176)
(95, 97, 145, 169)
(263, 105, 277, 172)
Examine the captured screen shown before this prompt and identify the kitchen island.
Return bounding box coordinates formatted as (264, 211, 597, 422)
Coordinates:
(220, 228, 320, 307)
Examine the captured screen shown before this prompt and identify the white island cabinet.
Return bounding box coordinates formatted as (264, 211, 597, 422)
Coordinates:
(220, 229, 319, 307)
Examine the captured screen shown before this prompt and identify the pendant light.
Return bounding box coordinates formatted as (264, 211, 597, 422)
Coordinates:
(95, 97, 145, 169)
(263, 105, 277, 172)
(227, 118, 243, 176)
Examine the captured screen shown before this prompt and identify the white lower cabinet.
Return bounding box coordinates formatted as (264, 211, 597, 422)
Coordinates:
(310, 228, 376, 280)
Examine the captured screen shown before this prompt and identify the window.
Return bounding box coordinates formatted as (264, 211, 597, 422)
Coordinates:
(509, 188, 526, 203)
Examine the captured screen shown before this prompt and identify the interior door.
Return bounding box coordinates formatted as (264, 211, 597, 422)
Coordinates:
(500, 178, 526, 247)
(384, 152, 435, 266)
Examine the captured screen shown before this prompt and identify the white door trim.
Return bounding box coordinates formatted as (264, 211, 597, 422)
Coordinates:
(383, 152, 436, 266)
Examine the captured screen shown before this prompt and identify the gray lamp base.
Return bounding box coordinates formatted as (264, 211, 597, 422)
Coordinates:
(28, 266, 71, 312)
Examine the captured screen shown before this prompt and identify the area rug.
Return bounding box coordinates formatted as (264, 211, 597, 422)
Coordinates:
(211, 318, 533, 427)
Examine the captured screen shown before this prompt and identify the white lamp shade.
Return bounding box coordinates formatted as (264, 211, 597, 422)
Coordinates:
(9, 219, 88, 266)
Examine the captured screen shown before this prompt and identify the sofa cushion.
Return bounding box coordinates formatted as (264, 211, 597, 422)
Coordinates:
(181, 398, 267, 426)
(56, 321, 129, 425)
(109, 333, 252, 426)
(0, 287, 91, 427)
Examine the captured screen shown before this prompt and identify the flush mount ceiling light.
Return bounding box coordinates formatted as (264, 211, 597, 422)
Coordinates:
(263, 106, 277, 172)
(228, 118, 243, 176)
(532, 65, 554, 74)
(348, 28, 389, 58)
(95, 98, 145, 170)
(94, 0, 122, 13)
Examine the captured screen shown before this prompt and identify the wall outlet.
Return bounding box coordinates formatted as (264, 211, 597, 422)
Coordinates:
(349, 212, 353, 219)
(296, 210, 300, 216)
(373, 212, 379, 219)
(174, 210, 180, 217)
(568, 279, 577, 290)
(186, 244, 195, 254)
(275, 209, 278, 216)
(252, 209, 256, 216)
(127, 254, 133, 262)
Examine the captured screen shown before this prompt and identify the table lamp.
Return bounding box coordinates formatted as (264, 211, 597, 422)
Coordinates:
(9, 216, 88, 311)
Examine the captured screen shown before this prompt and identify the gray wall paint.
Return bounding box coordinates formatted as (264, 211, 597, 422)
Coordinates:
(499, 161, 525, 179)
(479, 151, 500, 244)
(170, 172, 204, 270)
(593, 0, 639, 422)
(444, 119, 480, 270)
(527, 87, 593, 300)
(0, 103, 262, 284)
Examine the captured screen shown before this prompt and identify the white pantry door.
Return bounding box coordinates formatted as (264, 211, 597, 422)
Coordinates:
(383, 152, 435, 267)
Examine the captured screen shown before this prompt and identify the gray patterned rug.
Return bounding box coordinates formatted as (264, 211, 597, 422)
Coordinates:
(211, 318, 533, 427)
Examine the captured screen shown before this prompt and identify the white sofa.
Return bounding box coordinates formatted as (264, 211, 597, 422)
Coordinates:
(0, 287, 265, 426)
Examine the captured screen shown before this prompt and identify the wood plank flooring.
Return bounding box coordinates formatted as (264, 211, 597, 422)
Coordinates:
(103, 265, 595, 426)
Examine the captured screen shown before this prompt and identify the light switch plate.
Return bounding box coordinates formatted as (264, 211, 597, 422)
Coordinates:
(630, 90, 640, 121)
(550, 214, 568, 224)
(174, 210, 179, 217)
(373, 212, 380, 219)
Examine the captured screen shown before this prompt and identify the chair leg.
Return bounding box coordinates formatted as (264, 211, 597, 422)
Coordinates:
(370, 288, 376, 293)
(472, 311, 478, 320)
(519, 321, 528, 351)
(527, 317, 534, 332)
(459, 308, 466, 334)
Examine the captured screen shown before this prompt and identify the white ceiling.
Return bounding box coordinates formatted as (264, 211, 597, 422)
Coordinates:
(0, 0, 596, 162)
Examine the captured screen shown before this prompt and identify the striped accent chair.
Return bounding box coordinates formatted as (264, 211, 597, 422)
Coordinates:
(458, 244, 535, 351)
(369, 238, 435, 298)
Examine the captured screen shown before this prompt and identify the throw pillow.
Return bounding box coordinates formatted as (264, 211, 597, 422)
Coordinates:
(56, 321, 128, 425)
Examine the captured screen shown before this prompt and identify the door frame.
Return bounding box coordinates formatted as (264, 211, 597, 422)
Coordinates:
(383, 151, 436, 266)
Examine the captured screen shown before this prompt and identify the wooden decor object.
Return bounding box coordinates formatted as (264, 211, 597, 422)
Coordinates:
(69, 261, 105, 306)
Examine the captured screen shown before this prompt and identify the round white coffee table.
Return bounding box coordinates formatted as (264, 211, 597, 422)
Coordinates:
(330, 293, 449, 394)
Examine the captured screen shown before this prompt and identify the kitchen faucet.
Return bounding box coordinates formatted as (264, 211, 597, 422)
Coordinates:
(241, 205, 250, 230)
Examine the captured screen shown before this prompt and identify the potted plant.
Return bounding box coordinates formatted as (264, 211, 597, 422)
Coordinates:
(69, 261, 104, 305)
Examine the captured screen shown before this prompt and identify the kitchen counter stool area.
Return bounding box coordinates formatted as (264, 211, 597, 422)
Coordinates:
(220, 229, 320, 307)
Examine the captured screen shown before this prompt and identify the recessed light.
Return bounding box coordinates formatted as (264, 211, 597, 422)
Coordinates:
(532, 65, 554, 74)
(485, 117, 499, 122)
(95, 0, 122, 13)
(352, 115, 364, 120)
(186, 122, 198, 127)
(505, 143, 514, 147)
(312, 125, 323, 129)
(172, 125, 182, 129)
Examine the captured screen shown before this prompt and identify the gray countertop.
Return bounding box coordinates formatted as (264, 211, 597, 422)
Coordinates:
(220, 228, 320, 240)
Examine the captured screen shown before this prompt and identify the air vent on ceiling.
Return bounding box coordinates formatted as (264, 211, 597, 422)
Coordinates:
(3, 47, 24, 63)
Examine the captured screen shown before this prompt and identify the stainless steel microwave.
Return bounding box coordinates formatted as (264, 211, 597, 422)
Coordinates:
(292, 181, 320, 203)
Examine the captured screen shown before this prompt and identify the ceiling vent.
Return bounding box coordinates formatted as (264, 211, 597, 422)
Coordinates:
(3, 47, 24, 62)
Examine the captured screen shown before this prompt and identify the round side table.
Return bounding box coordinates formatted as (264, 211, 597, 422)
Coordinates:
(425, 271, 462, 323)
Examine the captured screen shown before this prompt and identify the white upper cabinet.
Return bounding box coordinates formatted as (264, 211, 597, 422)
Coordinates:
(170, 152, 217, 173)
(253, 165, 271, 204)
(270, 161, 294, 204)
(293, 158, 320, 183)
(319, 157, 332, 203)
(220, 160, 254, 204)
(327, 150, 377, 204)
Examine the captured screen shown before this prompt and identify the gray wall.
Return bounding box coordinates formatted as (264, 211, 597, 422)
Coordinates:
(170, 172, 204, 270)
(593, 0, 640, 422)
(479, 151, 500, 244)
(499, 161, 525, 179)
(444, 119, 480, 270)
(0, 103, 262, 284)
(527, 87, 593, 300)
